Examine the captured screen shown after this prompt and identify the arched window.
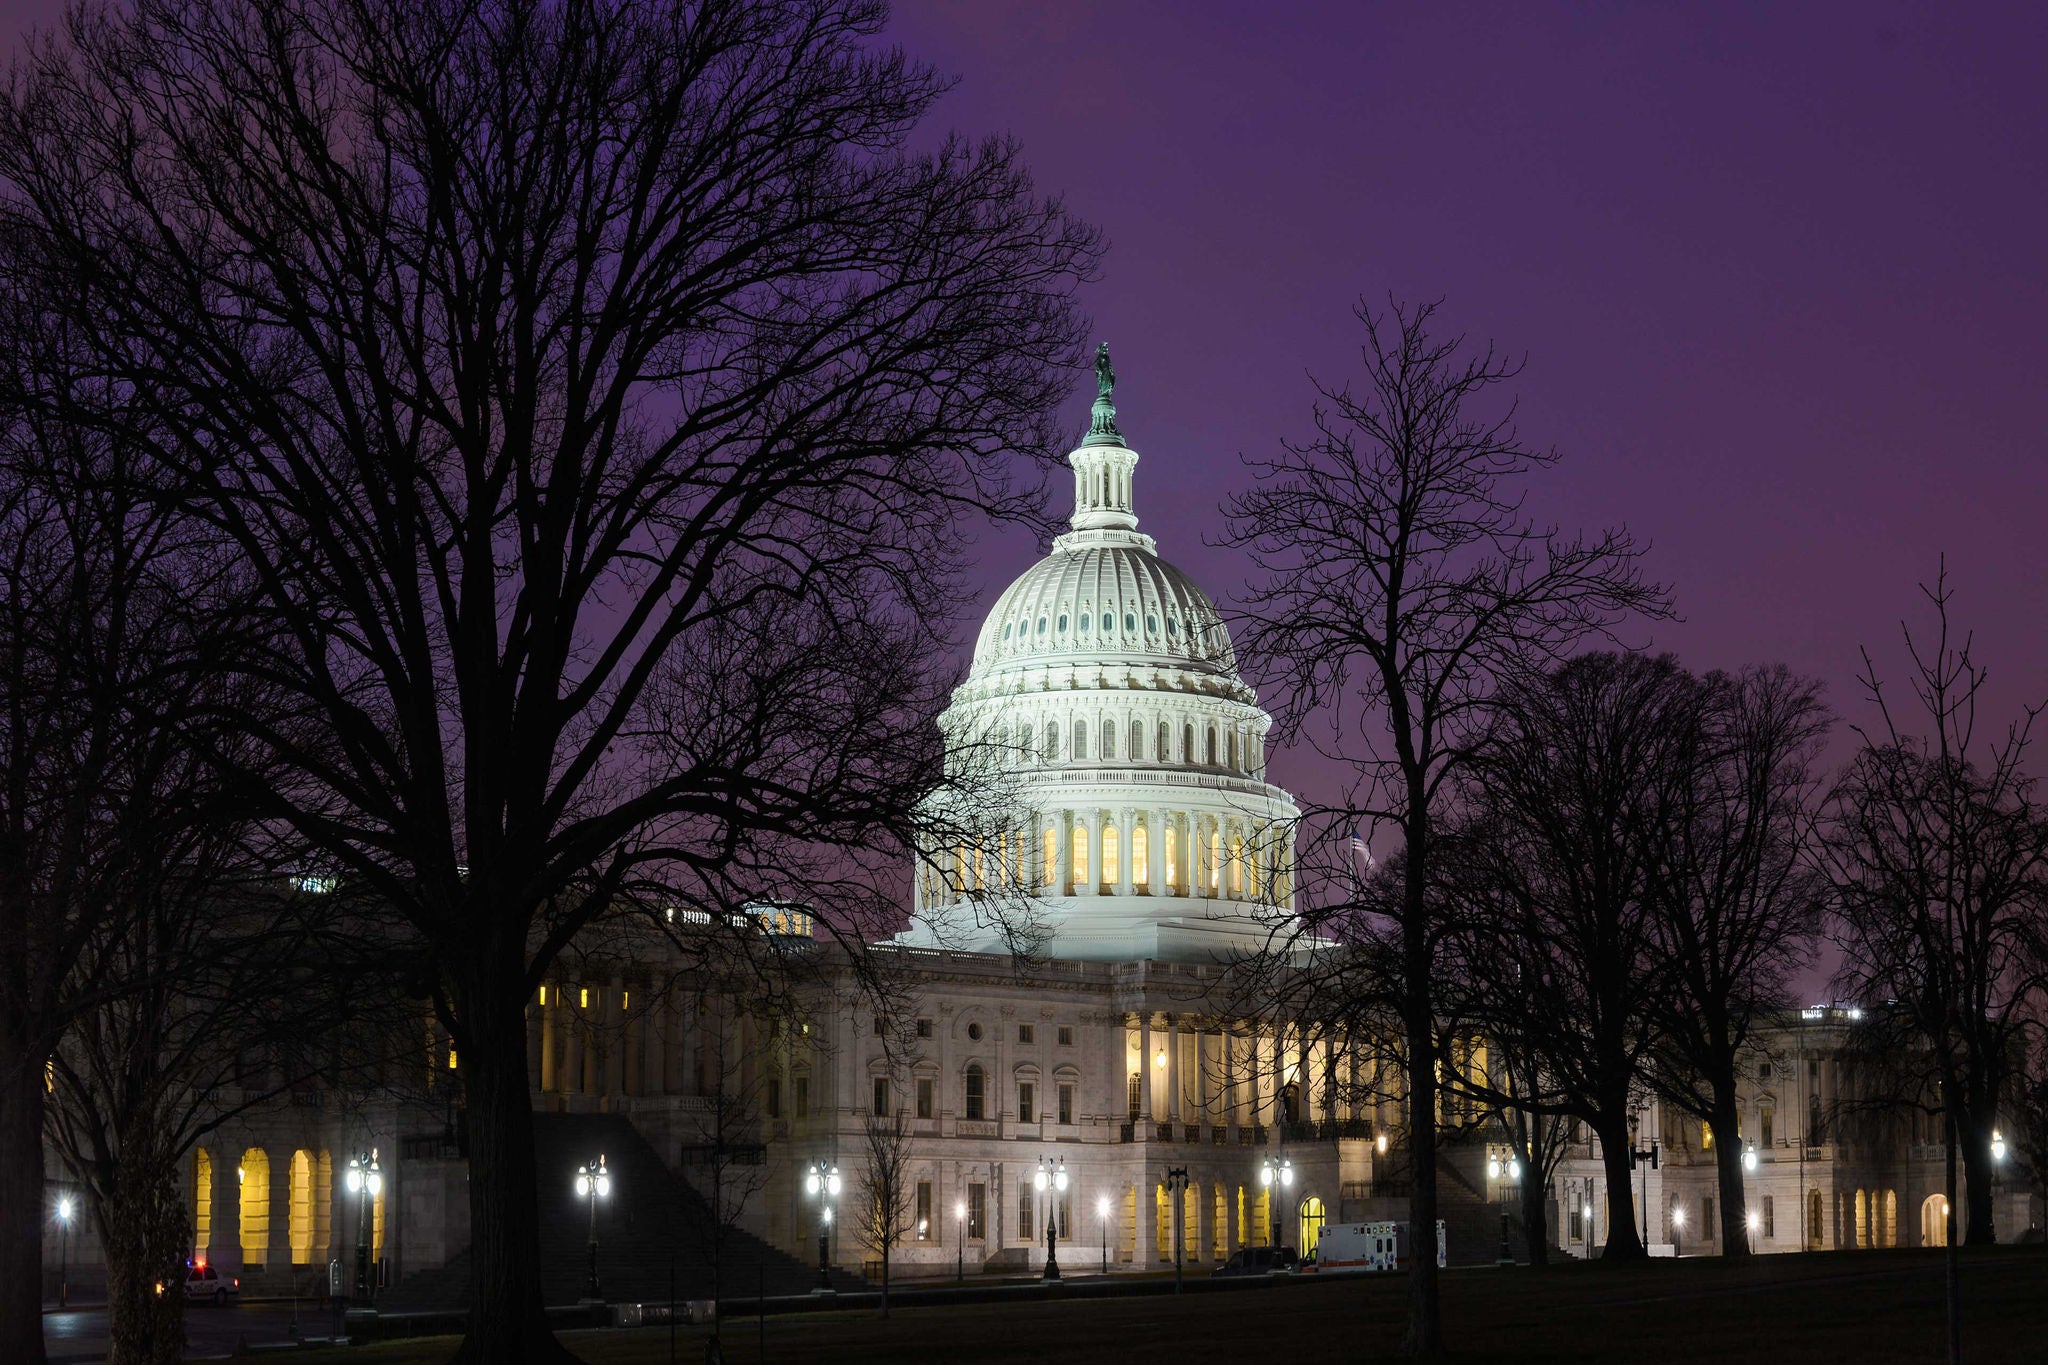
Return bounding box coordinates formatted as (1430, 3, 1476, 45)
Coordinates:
(1165, 825, 1179, 890)
(1183, 724, 1194, 762)
(965, 1064, 986, 1121)
(1072, 825, 1090, 886)
(1230, 837, 1245, 895)
(1102, 720, 1116, 759)
(191, 1149, 214, 1255)
(1882, 1189, 1897, 1247)
(1102, 824, 1120, 888)
(1042, 827, 1057, 886)
(1157, 722, 1170, 762)
(1206, 727, 1218, 766)
(1855, 1189, 1869, 1248)
(1228, 729, 1239, 771)
(1079, 610, 1091, 633)
(239, 1147, 271, 1267)
(1246, 833, 1262, 897)
(289, 1149, 315, 1264)
(1045, 722, 1059, 761)
(1132, 825, 1150, 886)
(1209, 834, 1222, 892)
(1073, 721, 1088, 759)
(1015, 721, 1033, 761)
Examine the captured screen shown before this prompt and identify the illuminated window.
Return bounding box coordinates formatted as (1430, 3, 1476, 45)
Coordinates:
(1102, 824, 1120, 887)
(447, 1049, 458, 1070)
(1230, 837, 1245, 895)
(239, 1148, 271, 1267)
(1072, 826, 1090, 886)
(579, 987, 589, 1009)
(1132, 825, 1150, 886)
(1209, 834, 1222, 892)
(289, 1150, 315, 1264)
(1043, 828, 1057, 886)
(191, 1149, 214, 1255)
(1165, 826, 1178, 889)
(1701, 1122, 1714, 1151)
(1247, 835, 1262, 897)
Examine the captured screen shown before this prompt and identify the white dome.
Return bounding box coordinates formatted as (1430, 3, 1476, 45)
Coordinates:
(970, 530, 1237, 681)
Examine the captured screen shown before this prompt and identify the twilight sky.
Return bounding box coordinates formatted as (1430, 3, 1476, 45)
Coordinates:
(879, 0, 2048, 809)
(6, 2, 2045, 819)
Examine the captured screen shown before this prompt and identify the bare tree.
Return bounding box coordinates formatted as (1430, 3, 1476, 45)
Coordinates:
(0, 3, 1097, 1359)
(1222, 303, 1667, 1353)
(1642, 665, 1830, 1257)
(1819, 566, 2048, 1249)
(854, 1107, 915, 1318)
(1445, 652, 1700, 1261)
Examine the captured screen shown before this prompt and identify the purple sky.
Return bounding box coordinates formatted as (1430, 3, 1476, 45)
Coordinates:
(8, 2, 2045, 928)
(877, 1, 2048, 812)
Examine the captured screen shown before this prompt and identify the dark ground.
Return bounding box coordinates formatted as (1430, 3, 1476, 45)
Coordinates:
(254, 1246, 2048, 1364)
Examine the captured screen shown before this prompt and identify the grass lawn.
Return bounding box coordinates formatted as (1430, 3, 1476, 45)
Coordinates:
(280, 1247, 2048, 1364)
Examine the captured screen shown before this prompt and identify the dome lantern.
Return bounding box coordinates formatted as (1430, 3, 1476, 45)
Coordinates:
(1068, 343, 1140, 533)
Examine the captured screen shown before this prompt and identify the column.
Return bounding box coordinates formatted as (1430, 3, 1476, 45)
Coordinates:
(1078, 811, 1098, 896)
(539, 991, 558, 1094)
(1055, 812, 1072, 896)
(1116, 808, 1135, 896)
(1138, 1014, 1154, 1123)
(1165, 1015, 1182, 1125)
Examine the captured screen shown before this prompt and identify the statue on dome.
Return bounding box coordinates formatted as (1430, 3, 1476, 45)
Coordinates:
(1094, 341, 1115, 400)
(1086, 342, 1121, 443)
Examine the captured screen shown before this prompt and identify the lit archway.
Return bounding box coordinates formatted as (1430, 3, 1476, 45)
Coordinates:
(288, 1150, 314, 1264)
(191, 1149, 214, 1256)
(238, 1148, 271, 1267)
(1921, 1193, 1948, 1247)
(1299, 1196, 1327, 1259)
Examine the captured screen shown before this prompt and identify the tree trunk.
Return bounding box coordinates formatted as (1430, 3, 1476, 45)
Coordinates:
(1518, 1162, 1549, 1267)
(0, 1036, 49, 1365)
(880, 1245, 890, 1319)
(1944, 1109, 1961, 1365)
(1400, 841, 1441, 1356)
(1957, 1102, 1997, 1246)
(450, 969, 569, 1365)
(98, 1161, 188, 1365)
(1709, 1101, 1751, 1258)
(1594, 1113, 1645, 1260)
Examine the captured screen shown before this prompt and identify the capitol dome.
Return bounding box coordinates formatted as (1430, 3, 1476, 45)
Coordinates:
(904, 346, 1300, 964)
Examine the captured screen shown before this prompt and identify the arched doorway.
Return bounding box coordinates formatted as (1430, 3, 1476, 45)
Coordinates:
(1806, 1189, 1824, 1249)
(1921, 1193, 1948, 1247)
(238, 1148, 271, 1268)
(1299, 1196, 1327, 1259)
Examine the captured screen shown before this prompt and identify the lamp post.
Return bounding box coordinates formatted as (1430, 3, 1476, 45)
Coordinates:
(1259, 1155, 1294, 1261)
(1628, 1126, 1661, 1250)
(1033, 1156, 1067, 1280)
(803, 1161, 841, 1292)
(1486, 1153, 1521, 1265)
(343, 1149, 382, 1304)
(1741, 1141, 1758, 1252)
(1671, 1204, 1685, 1258)
(574, 1154, 611, 1302)
(955, 1200, 966, 1284)
(1164, 1168, 1191, 1292)
(1098, 1195, 1111, 1275)
(55, 1196, 73, 1309)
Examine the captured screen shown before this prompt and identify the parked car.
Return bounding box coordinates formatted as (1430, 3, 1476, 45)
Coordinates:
(182, 1261, 239, 1306)
(1211, 1246, 1297, 1277)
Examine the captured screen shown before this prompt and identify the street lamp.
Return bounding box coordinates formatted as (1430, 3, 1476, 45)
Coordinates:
(1033, 1156, 1068, 1280)
(1164, 1168, 1191, 1292)
(803, 1161, 841, 1292)
(1992, 1130, 2008, 1163)
(955, 1200, 966, 1283)
(1671, 1204, 1685, 1257)
(1098, 1195, 1111, 1275)
(1259, 1155, 1294, 1259)
(343, 1150, 382, 1304)
(55, 1196, 73, 1309)
(1486, 1153, 1517, 1265)
(574, 1155, 611, 1302)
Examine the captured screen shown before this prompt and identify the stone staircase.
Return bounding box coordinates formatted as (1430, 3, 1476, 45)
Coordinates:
(382, 1113, 861, 1309)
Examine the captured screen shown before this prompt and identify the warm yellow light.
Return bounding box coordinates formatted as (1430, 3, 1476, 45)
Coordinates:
(579, 988, 589, 1009)
(447, 1049, 458, 1070)
(1154, 1048, 1167, 1069)
(538, 985, 547, 1006)
(621, 990, 629, 1008)
(1376, 1133, 1388, 1155)
(237, 1166, 246, 1185)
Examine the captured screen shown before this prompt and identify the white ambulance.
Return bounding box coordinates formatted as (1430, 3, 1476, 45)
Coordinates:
(1301, 1219, 1446, 1274)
